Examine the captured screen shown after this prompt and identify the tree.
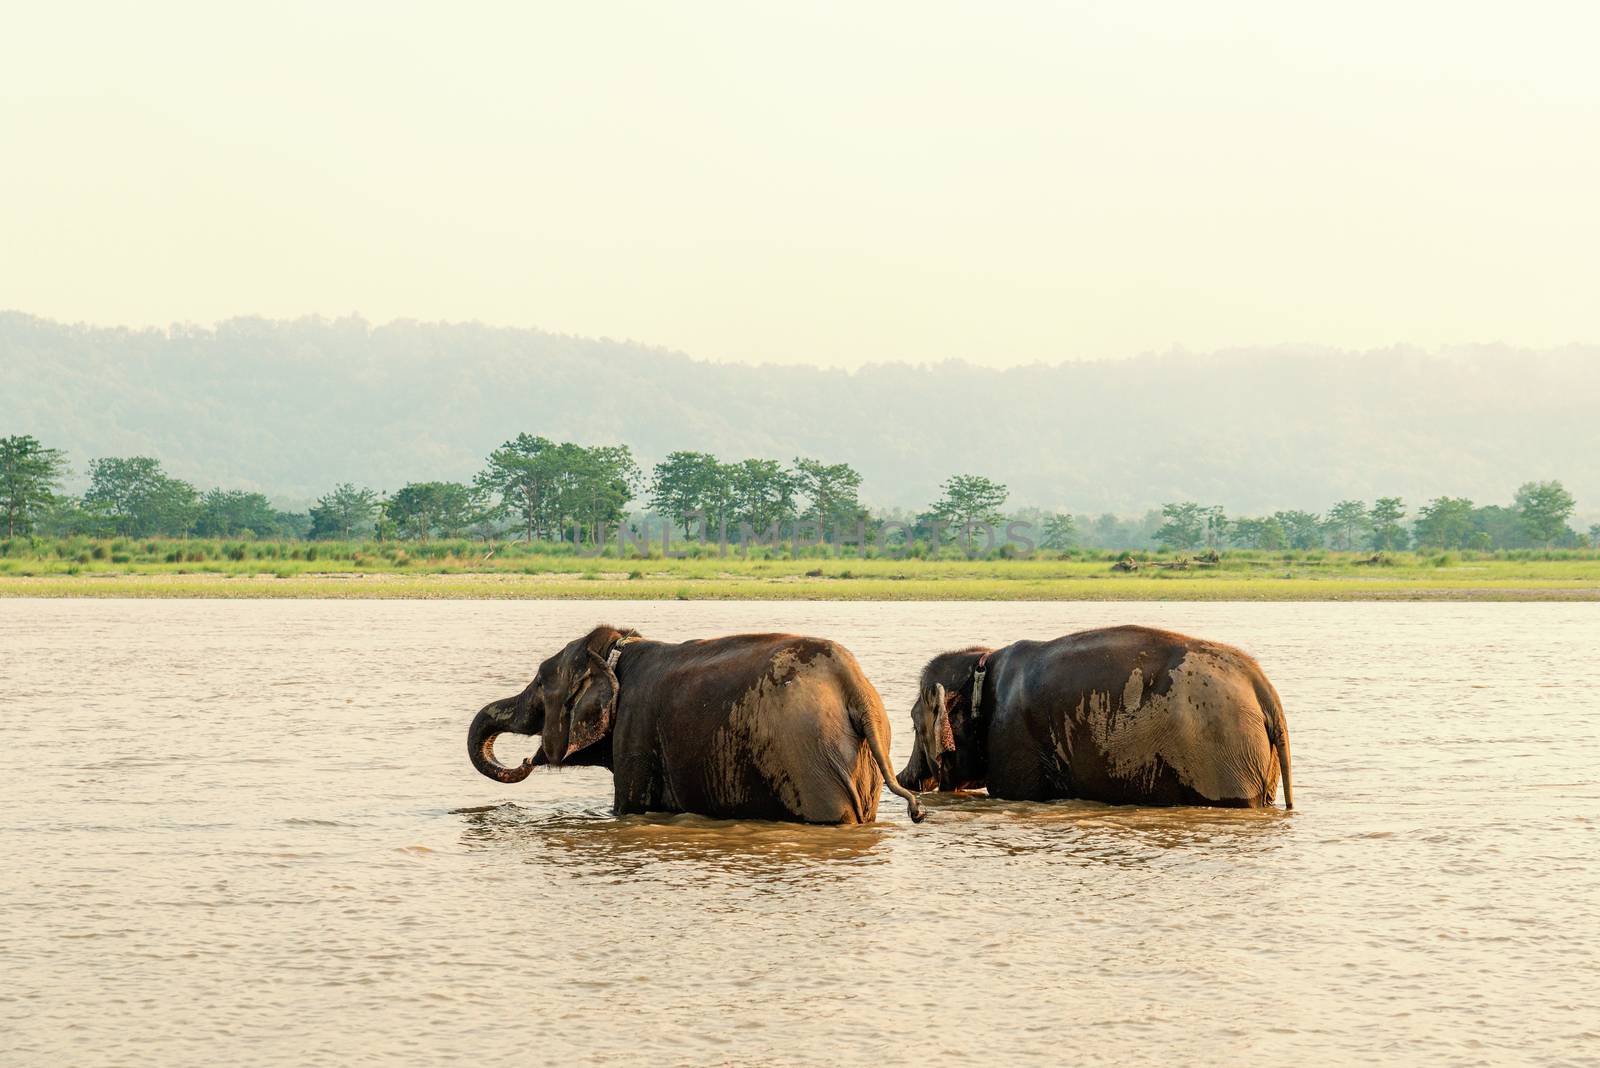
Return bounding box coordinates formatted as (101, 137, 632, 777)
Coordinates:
(476, 433, 560, 542)
(373, 493, 399, 542)
(386, 481, 480, 540)
(274, 510, 312, 539)
(1041, 513, 1077, 550)
(649, 451, 725, 537)
(0, 435, 69, 537)
(1325, 500, 1370, 551)
(1413, 497, 1476, 549)
(1203, 506, 1230, 550)
(1152, 502, 1203, 550)
(83, 456, 199, 537)
(562, 444, 639, 545)
(930, 474, 1009, 533)
(309, 483, 379, 540)
(1470, 504, 1526, 551)
(1369, 497, 1407, 551)
(34, 496, 116, 537)
(1514, 480, 1576, 547)
(1589, 524, 1600, 549)
(727, 458, 796, 533)
(1273, 510, 1325, 550)
(194, 489, 280, 537)
(1231, 516, 1286, 550)
(793, 457, 864, 533)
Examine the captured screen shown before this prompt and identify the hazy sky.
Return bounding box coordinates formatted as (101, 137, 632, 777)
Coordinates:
(4, 2, 1597, 368)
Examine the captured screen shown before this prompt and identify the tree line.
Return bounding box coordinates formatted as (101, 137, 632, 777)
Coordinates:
(2, 433, 1593, 551)
(1148, 485, 1585, 551)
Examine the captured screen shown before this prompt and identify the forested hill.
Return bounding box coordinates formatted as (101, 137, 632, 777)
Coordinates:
(5, 311, 1597, 515)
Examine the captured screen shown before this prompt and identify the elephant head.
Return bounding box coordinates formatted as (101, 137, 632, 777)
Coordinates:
(467, 627, 635, 784)
(896, 652, 990, 793)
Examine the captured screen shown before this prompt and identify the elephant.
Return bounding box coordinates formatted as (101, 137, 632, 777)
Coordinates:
(896, 625, 1293, 809)
(468, 625, 926, 824)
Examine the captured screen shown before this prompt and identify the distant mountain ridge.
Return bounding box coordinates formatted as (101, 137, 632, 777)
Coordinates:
(4, 311, 1597, 517)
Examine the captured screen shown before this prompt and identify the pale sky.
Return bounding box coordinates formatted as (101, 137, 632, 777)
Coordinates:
(4, 1, 1597, 368)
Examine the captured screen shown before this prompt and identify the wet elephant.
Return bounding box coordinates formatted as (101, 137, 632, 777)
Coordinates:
(469, 625, 925, 824)
(897, 625, 1293, 808)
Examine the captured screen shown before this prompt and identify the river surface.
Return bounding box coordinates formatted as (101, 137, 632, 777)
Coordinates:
(2, 599, 1597, 1066)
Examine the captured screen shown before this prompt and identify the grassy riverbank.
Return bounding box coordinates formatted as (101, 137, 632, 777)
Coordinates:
(2, 537, 1598, 599)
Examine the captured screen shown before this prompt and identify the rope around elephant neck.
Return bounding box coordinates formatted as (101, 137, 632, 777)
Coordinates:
(971, 650, 991, 719)
(606, 634, 644, 671)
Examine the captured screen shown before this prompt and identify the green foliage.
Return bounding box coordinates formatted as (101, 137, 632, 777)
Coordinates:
(1202, 506, 1230, 549)
(792, 457, 865, 532)
(194, 489, 282, 538)
(646, 452, 859, 543)
(1040, 513, 1077, 550)
(383, 481, 483, 541)
(1470, 505, 1524, 552)
(1230, 516, 1286, 550)
(1154, 502, 1205, 551)
(1273, 510, 1325, 550)
(309, 483, 379, 540)
(1514, 480, 1576, 547)
(83, 456, 199, 537)
(560, 443, 640, 545)
(930, 474, 1009, 531)
(1079, 510, 1163, 550)
(0, 435, 70, 537)
(1414, 496, 1476, 549)
(648, 451, 725, 537)
(726, 458, 796, 534)
(476, 433, 558, 540)
(1325, 500, 1370, 551)
(8, 430, 1591, 559)
(478, 434, 639, 544)
(1369, 497, 1408, 550)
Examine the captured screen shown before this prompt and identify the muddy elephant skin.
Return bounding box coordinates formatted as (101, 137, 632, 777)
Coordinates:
(897, 625, 1292, 809)
(468, 626, 925, 824)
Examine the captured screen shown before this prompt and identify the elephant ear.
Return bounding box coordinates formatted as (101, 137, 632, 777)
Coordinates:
(565, 650, 619, 757)
(929, 682, 957, 756)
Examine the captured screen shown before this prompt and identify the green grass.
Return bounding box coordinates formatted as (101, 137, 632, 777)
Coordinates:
(1, 537, 1598, 599)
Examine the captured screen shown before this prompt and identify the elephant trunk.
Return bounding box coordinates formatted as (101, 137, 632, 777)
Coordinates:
(467, 696, 540, 784)
(896, 747, 924, 792)
(896, 745, 942, 794)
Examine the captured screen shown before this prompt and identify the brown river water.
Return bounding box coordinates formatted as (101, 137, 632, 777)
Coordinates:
(3, 599, 1597, 1066)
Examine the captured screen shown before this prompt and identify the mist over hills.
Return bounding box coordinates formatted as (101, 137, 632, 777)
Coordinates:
(4, 311, 1597, 517)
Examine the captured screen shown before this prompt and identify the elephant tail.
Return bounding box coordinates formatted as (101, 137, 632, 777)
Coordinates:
(846, 671, 927, 824)
(1256, 676, 1294, 809)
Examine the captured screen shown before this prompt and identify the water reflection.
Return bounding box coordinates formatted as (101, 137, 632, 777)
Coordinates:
(455, 801, 890, 884)
(895, 792, 1293, 869)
